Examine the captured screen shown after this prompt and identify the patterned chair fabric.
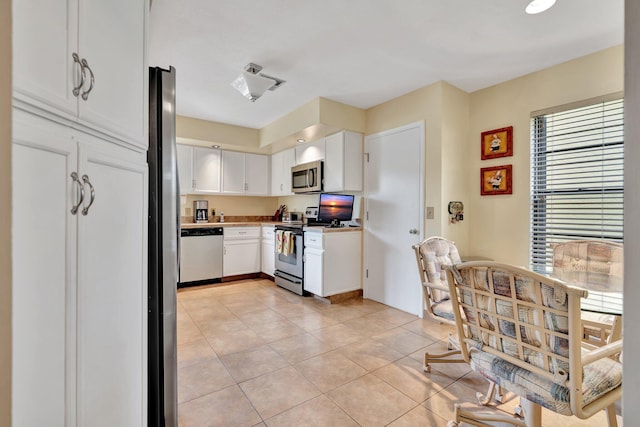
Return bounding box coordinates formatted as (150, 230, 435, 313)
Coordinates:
(413, 236, 462, 322)
(552, 240, 623, 292)
(445, 261, 622, 427)
(552, 240, 623, 346)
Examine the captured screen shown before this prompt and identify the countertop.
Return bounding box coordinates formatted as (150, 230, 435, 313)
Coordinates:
(180, 221, 362, 232)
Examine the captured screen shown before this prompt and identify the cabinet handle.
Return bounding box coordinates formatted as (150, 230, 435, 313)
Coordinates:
(80, 58, 95, 101)
(71, 53, 85, 97)
(81, 174, 96, 216)
(280, 183, 283, 191)
(70, 172, 85, 215)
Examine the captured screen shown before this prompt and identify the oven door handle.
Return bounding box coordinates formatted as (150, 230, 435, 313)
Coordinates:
(274, 270, 302, 284)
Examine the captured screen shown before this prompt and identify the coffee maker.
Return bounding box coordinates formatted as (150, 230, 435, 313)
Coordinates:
(193, 200, 208, 223)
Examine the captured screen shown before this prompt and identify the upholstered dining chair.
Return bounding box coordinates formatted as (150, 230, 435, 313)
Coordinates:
(444, 261, 622, 427)
(551, 240, 623, 346)
(413, 236, 464, 372)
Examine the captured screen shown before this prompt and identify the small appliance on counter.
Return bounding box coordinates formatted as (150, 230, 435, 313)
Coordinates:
(282, 211, 303, 224)
(194, 200, 208, 223)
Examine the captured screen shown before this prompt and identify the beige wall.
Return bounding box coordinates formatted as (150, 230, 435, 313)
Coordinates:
(176, 115, 266, 153)
(467, 45, 624, 265)
(0, 0, 11, 423)
(365, 81, 472, 253)
(181, 195, 279, 219)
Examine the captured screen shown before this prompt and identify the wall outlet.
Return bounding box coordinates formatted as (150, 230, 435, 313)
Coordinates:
(426, 206, 435, 220)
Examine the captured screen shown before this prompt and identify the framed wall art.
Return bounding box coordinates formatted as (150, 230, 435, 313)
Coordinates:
(481, 164, 512, 196)
(481, 126, 513, 160)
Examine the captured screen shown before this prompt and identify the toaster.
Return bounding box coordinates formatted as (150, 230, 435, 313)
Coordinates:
(282, 211, 303, 223)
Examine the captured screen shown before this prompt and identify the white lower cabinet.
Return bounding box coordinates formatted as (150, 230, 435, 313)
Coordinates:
(12, 111, 147, 427)
(261, 225, 275, 276)
(303, 230, 362, 297)
(224, 227, 261, 276)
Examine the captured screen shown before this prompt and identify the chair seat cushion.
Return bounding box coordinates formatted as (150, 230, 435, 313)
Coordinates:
(432, 298, 455, 322)
(470, 349, 622, 416)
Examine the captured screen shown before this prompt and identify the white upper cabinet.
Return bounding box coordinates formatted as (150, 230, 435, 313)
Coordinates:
(13, 0, 78, 118)
(222, 151, 246, 194)
(176, 144, 194, 194)
(222, 151, 269, 196)
(245, 153, 270, 195)
(194, 147, 222, 194)
(324, 131, 363, 192)
(295, 139, 325, 164)
(13, 0, 147, 148)
(271, 148, 295, 196)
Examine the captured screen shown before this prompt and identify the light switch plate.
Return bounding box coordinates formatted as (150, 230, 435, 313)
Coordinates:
(426, 206, 434, 219)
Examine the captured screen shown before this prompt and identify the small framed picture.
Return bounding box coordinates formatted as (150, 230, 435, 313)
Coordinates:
(481, 126, 513, 160)
(481, 164, 512, 196)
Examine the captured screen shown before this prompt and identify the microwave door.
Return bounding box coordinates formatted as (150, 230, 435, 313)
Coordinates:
(292, 169, 308, 190)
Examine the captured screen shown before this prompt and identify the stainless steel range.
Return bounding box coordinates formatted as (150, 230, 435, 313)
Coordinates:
(274, 224, 305, 295)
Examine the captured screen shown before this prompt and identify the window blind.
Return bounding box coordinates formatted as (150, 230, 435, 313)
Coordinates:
(530, 98, 624, 313)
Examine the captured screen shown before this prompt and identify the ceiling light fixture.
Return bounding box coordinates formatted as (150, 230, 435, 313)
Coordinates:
(525, 0, 556, 14)
(296, 138, 306, 143)
(230, 63, 286, 102)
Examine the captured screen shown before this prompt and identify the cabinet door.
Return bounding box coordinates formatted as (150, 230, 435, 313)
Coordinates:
(295, 139, 325, 164)
(13, 0, 79, 118)
(12, 113, 77, 427)
(261, 241, 275, 275)
(222, 151, 245, 194)
(324, 132, 345, 192)
(303, 247, 324, 296)
(224, 240, 261, 276)
(177, 144, 194, 194)
(77, 0, 146, 146)
(270, 150, 284, 195)
(194, 147, 221, 193)
(245, 153, 269, 195)
(324, 131, 363, 192)
(282, 148, 295, 195)
(76, 138, 147, 427)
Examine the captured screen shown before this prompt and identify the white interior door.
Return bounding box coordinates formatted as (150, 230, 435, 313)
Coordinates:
(364, 122, 424, 315)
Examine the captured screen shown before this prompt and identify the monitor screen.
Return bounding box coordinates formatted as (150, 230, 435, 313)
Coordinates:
(317, 193, 354, 223)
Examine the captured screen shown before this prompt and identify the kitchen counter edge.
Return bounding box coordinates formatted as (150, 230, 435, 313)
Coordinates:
(181, 222, 362, 232)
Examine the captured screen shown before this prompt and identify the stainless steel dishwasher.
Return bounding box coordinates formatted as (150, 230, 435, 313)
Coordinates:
(179, 227, 224, 286)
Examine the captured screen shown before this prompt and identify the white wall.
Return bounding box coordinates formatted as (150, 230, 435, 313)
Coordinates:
(624, 0, 639, 420)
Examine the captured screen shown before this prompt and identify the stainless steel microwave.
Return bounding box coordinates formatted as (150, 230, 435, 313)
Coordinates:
(291, 160, 323, 193)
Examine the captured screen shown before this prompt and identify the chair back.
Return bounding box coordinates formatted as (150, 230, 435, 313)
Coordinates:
(445, 261, 585, 380)
(413, 236, 461, 303)
(445, 261, 623, 425)
(552, 240, 623, 292)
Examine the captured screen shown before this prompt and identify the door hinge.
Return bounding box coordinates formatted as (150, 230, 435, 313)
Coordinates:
(364, 152, 370, 163)
(366, 211, 369, 220)
(365, 269, 369, 278)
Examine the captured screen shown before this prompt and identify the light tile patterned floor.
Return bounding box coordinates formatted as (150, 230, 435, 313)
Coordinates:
(177, 279, 623, 427)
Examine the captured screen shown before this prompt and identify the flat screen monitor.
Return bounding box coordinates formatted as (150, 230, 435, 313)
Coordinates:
(317, 193, 354, 223)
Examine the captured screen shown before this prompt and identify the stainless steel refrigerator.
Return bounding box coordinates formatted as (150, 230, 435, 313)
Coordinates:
(148, 66, 179, 427)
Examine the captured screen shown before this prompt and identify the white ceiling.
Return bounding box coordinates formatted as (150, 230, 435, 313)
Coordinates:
(148, 0, 623, 130)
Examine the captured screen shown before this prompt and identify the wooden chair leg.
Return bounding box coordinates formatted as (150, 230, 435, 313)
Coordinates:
(605, 403, 619, 427)
(423, 349, 465, 373)
(520, 398, 542, 427)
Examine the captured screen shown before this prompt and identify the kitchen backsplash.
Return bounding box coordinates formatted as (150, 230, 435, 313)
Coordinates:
(181, 193, 363, 221)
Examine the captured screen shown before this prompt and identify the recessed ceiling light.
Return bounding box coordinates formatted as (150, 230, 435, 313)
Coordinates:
(526, 0, 556, 14)
(296, 139, 306, 143)
(211, 144, 221, 149)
